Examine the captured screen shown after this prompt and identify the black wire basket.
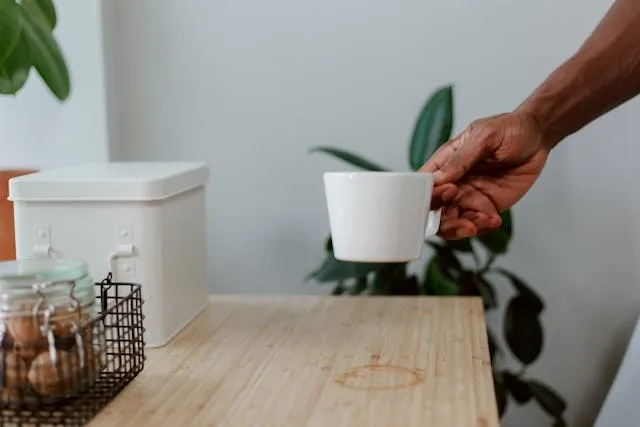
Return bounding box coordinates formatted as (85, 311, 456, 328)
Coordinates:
(0, 273, 146, 426)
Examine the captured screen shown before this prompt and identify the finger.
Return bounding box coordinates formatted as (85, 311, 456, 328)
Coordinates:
(454, 183, 497, 214)
(440, 184, 457, 202)
(432, 129, 489, 185)
(442, 204, 459, 222)
(461, 211, 502, 234)
(419, 142, 455, 174)
(441, 226, 477, 240)
(487, 213, 502, 229)
(431, 184, 457, 209)
(438, 218, 478, 240)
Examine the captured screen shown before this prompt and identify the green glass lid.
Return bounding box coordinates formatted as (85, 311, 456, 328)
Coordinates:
(0, 259, 88, 288)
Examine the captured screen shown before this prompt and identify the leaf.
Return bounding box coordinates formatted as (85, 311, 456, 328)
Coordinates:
(528, 380, 567, 418)
(408, 84, 454, 171)
(0, 0, 22, 65)
(487, 327, 500, 362)
(495, 268, 544, 313)
(422, 257, 459, 295)
(20, 0, 56, 30)
(324, 235, 333, 253)
(371, 263, 406, 295)
(504, 295, 544, 365)
(426, 241, 462, 278)
(349, 276, 368, 295)
(478, 209, 513, 254)
(0, 35, 30, 95)
(309, 147, 389, 171)
(307, 253, 384, 283)
(445, 238, 473, 253)
(331, 281, 345, 295)
(391, 275, 419, 296)
(476, 275, 498, 309)
(18, 5, 69, 100)
(494, 377, 508, 418)
(503, 371, 531, 404)
(455, 272, 496, 310)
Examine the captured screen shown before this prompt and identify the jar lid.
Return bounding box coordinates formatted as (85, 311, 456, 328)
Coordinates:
(0, 259, 88, 290)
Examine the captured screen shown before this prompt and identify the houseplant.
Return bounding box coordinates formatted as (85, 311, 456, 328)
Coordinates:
(307, 85, 569, 426)
(0, 0, 69, 99)
(0, 0, 70, 260)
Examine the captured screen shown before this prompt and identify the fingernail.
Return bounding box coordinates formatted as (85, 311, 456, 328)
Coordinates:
(456, 228, 472, 238)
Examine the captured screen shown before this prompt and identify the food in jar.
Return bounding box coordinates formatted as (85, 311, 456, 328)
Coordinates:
(28, 350, 81, 397)
(50, 309, 91, 337)
(27, 341, 102, 399)
(0, 350, 29, 400)
(0, 259, 104, 404)
(5, 311, 48, 353)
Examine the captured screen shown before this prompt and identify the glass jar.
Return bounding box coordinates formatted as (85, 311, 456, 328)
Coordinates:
(0, 259, 103, 406)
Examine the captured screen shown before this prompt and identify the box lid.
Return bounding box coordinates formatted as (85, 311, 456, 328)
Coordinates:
(8, 162, 210, 201)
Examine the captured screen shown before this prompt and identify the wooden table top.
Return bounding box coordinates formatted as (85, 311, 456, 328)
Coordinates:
(89, 295, 499, 427)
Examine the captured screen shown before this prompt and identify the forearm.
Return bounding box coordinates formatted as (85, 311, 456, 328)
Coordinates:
(517, 0, 640, 150)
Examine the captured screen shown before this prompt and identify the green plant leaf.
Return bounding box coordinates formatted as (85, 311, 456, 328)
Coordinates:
(371, 263, 406, 295)
(331, 281, 345, 295)
(309, 147, 389, 171)
(528, 380, 567, 418)
(553, 418, 567, 427)
(426, 241, 462, 278)
(408, 84, 454, 170)
(457, 271, 476, 292)
(476, 275, 497, 309)
(0, 35, 30, 95)
(495, 268, 544, 313)
(391, 274, 419, 295)
(503, 371, 531, 404)
(20, 0, 56, 30)
(487, 327, 500, 362)
(349, 276, 368, 295)
(455, 272, 497, 310)
(478, 209, 513, 254)
(0, 0, 22, 65)
(494, 377, 508, 418)
(324, 235, 333, 253)
(307, 254, 384, 283)
(18, 5, 69, 100)
(423, 257, 459, 295)
(504, 295, 544, 365)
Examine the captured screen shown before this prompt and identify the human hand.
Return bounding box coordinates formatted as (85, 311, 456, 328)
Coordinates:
(420, 111, 550, 239)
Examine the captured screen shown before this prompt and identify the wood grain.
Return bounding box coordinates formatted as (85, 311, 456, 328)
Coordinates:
(89, 295, 498, 427)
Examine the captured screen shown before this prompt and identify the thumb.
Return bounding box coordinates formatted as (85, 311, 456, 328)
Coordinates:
(428, 130, 488, 185)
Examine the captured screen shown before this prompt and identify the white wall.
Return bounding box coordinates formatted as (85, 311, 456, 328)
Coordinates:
(0, 0, 108, 170)
(100, 0, 640, 425)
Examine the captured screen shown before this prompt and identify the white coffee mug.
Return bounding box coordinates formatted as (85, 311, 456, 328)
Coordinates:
(323, 171, 441, 262)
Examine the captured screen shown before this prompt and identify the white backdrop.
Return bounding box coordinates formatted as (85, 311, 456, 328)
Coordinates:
(0, 0, 108, 169)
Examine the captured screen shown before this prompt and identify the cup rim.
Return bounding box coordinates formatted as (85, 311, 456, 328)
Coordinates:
(323, 171, 433, 178)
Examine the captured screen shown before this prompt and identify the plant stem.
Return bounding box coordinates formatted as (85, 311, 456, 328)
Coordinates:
(471, 249, 481, 270)
(479, 254, 496, 275)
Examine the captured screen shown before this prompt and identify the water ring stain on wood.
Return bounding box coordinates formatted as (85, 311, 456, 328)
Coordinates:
(333, 364, 423, 391)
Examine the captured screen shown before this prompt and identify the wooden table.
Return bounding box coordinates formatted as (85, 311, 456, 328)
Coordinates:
(89, 295, 498, 427)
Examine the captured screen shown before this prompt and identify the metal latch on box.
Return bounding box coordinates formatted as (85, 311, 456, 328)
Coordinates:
(109, 225, 136, 278)
(33, 225, 54, 258)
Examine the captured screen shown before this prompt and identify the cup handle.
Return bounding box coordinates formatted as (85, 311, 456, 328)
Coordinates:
(424, 208, 442, 238)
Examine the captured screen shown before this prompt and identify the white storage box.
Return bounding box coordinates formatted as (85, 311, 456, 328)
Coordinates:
(8, 162, 210, 348)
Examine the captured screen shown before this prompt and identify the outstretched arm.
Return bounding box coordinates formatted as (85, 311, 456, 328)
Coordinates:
(518, 0, 640, 150)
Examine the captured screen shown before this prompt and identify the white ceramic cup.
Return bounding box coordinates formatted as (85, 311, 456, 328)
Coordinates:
(323, 171, 441, 262)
